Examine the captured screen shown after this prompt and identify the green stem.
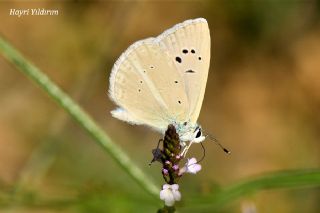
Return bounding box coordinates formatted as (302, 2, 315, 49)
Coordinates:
(0, 36, 159, 200)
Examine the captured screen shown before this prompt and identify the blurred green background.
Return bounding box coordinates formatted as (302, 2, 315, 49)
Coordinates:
(0, 1, 320, 212)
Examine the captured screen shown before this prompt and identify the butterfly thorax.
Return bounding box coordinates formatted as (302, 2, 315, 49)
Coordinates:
(172, 121, 206, 147)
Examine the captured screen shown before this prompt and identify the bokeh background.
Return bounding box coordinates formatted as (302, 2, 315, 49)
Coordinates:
(0, 1, 319, 212)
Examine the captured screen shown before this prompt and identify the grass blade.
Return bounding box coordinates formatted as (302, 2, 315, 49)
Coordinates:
(0, 35, 159, 200)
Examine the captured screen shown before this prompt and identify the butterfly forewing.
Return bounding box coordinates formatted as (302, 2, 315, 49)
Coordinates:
(157, 18, 210, 123)
(109, 39, 189, 132)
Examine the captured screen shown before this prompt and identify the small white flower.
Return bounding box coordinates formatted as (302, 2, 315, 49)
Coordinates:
(160, 184, 181, 206)
(186, 158, 202, 174)
(179, 157, 202, 175)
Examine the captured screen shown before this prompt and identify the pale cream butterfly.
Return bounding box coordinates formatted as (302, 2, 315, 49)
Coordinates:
(109, 18, 211, 156)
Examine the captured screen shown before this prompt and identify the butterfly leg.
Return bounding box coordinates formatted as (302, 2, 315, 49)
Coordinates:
(149, 139, 163, 165)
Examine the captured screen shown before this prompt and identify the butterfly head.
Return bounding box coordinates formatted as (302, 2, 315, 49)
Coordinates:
(173, 122, 205, 146)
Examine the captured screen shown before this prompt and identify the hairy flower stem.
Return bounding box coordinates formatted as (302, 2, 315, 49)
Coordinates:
(161, 125, 182, 184)
(153, 125, 183, 213)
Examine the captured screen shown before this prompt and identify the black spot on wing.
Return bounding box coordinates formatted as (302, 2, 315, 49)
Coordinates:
(175, 57, 182, 63)
(198, 57, 202, 60)
(185, 69, 196, 73)
(182, 49, 188, 54)
(191, 49, 195, 54)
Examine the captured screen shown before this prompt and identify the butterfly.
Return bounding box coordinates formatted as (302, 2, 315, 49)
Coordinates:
(109, 18, 211, 156)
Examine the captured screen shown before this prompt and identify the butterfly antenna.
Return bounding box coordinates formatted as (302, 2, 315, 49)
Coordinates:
(205, 133, 231, 154)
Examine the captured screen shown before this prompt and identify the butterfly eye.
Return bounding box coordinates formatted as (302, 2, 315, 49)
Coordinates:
(196, 129, 202, 138)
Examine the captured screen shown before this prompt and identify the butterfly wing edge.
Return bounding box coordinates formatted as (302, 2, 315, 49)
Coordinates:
(155, 17, 208, 43)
